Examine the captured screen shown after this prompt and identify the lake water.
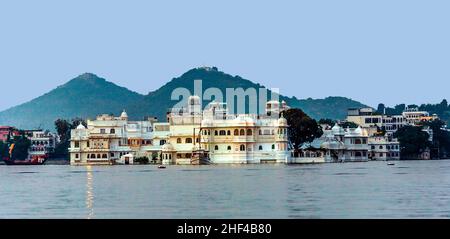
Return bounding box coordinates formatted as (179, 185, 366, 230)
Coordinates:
(1, 160, 450, 219)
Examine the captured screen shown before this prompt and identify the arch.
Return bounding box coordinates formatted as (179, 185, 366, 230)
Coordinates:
(90, 154, 95, 159)
(160, 140, 166, 145)
(227, 146, 231, 150)
(185, 138, 193, 144)
(355, 139, 362, 144)
(227, 130, 231, 135)
(240, 129, 245, 136)
(102, 154, 107, 159)
(214, 145, 219, 151)
(271, 144, 275, 150)
(177, 138, 182, 144)
(214, 130, 218, 136)
(259, 145, 263, 150)
(234, 129, 239, 135)
(246, 129, 252, 135)
(219, 130, 226, 135)
(110, 129, 115, 134)
(240, 145, 246, 151)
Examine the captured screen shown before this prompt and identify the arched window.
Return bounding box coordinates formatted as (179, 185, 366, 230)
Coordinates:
(214, 145, 219, 150)
(177, 138, 182, 144)
(227, 146, 231, 150)
(102, 154, 107, 159)
(214, 130, 218, 136)
(240, 129, 245, 136)
(91, 154, 96, 159)
(259, 145, 263, 150)
(110, 129, 115, 134)
(219, 130, 226, 135)
(185, 138, 193, 144)
(240, 145, 246, 151)
(355, 139, 362, 144)
(247, 129, 252, 135)
(234, 129, 239, 135)
(227, 130, 231, 135)
(160, 140, 166, 145)
(97, 154, 101, 159)
(272, 144, 275, 150)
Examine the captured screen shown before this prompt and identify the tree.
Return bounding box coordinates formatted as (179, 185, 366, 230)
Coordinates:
(318, 118, 335, 126)
(135, 156, 149, 164)
(10, 135, 31, 160)
(394, 126, 431, 159)
(283, 108, 323, 151)
(52, 118, 87, 159)
(340, 121, 359, 129)
(0, 141, 9, 160)
(421, 119, 450, 158)
(377, 103, 386, 114)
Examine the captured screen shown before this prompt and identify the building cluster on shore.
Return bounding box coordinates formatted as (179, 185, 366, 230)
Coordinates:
(69, 96, 290, 165)
(1, 98, 441, 166)
(0, 126, 57, 161)
(66, 96, 440, 166)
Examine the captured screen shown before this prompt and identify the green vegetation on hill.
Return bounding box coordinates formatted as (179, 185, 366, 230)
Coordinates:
(0, 68, 368, 130)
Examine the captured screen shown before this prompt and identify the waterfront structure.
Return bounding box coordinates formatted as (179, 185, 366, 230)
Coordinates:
(368, 136, 400, 161)
(162, 96, 291, 164)
(402, 107, 438, 125)
(306, 124, 370, 162)
(69, 111, 161, 165)
(25, 130, 57, 160)
(346, 108, 405, 137)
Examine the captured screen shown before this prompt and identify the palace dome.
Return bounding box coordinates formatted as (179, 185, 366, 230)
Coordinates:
(120, 110, 128, 119)
(76, 123, 86, 130)
(331, 124, 344, 135)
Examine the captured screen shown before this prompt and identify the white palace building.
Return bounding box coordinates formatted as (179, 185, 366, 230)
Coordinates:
(69, 96, 290, 165)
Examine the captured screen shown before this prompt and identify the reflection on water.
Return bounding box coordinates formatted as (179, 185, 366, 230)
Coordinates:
(1, 160, 450, 218)
(85, 166, 94, 219)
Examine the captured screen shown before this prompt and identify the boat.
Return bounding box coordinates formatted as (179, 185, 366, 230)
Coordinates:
(387, 162, 395, 166)
(3, 155, 48, 165)
(158, 165, 166, 169)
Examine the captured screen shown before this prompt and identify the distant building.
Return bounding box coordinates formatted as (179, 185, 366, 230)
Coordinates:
(0, 126, 20, 142)
(368, 136, 400, 161)
(25, 130, 57, 161)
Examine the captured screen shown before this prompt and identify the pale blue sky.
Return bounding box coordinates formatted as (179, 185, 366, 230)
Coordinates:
(0, 0, 449, 111)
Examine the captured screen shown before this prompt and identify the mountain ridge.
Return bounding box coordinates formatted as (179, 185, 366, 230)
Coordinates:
(0, 68, 368, 130)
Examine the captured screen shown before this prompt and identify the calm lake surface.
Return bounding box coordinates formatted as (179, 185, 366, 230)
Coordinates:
(1, 160, 450, 219)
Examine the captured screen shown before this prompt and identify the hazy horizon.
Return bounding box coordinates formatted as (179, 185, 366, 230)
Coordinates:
(1, 0, 449, 111)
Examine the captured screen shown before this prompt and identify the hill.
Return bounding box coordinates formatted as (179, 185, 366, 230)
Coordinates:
(0, 68, 368, 130)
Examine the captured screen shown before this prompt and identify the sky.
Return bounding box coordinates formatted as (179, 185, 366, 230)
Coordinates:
(0, 0, 449, 111)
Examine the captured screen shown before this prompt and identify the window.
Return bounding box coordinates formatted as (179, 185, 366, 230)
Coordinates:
(110, 153, 114, 157)
(75, 154, 79, 159)
(185, 138, 193, 144)
(102, 154, 107, 159)
(259, 145, 263, 150)
(160, 140, 166, 145)
(247, 129, 252, 135)
(110, 129, 115, 134)
(259, 130, 262, 135)
(91, 154, 96, 159)
(196, 138, 200, 143)
(240, 145, 246, 151)
(219, 130, 226, 135)
(234, 129, 239, 135)
(355, 152, 362, 157)
(214, 145, 219, 150)
(177, 138, 182, 144)
(240, 129, 245, 136)
(100, 129, 106, 134)
(215, 130, 218, 136)
(379, 146, 383, 149)
(272, 144, 275, 150)
(227, 146, 231, 151)
(355, 139, 362, 144)
(227, 130, 231, 135)
(74, 141, 80, 148)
